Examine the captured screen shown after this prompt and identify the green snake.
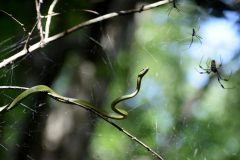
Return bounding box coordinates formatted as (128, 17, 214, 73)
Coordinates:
(0, 68, 149, 119)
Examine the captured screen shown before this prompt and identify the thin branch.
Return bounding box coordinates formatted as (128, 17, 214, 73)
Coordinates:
(0, 86, 29, 90)
(82, 9, 100, 15)
(35, 0, 44, 45)
(24, 21, 38, 51)
(0, 86, 164, 160)
(41, 12, 59, 18)
(0, 0, 172, 69)
(0, 10, 26, 32)
(100, 115, 164, 160)
(45, 0, 58, 39)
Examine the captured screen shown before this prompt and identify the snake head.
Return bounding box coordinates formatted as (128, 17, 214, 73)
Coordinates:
(138, 67, 149, 78)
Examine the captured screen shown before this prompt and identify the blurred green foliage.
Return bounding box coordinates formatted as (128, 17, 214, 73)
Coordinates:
(89, 2, 240, 160)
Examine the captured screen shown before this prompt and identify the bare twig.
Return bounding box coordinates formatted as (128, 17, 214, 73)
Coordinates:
(0, 85, 164, 160)
(45, 0, 58, 39)
(0, 10, 26, 32)
(0, 0, 172, 69)
(23, 21, 38, 51)
(0, 86, 29, 90)
(81, 9, 100, 15)
(35, 0, 44, 45)
(101, 116, 164, 160)
(41, 12, 59, 18)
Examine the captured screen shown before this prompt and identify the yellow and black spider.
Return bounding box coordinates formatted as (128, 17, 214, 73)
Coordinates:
(196, 57, 232, 89)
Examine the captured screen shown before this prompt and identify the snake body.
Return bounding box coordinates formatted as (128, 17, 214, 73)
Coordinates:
(0, 68, 149, 119)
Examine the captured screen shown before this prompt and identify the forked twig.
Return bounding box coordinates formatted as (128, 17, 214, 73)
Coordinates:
(35, 0, 44, 45)
(24, 0, 59, 50)
(0, 0, 172, 69)
(45, 0, 58, 39)
(0, 85, 164, 160)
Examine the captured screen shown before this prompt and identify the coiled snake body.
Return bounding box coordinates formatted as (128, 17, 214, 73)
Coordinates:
(0, 68, 149, 119)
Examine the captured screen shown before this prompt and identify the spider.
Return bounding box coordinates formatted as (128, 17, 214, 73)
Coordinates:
(196, 57, 232, 89)
(189, 28, 202, 48)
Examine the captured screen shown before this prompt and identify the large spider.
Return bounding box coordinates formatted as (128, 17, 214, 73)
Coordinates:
(196, 57, 232, 89)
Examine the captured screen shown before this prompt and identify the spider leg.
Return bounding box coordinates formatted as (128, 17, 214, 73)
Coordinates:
(174, 5, 181, 12)
(173, 0, 181, 11)
(175, 8, 181, 12)
(188, 36, 193, 48)
(167, 7, 173, 16)
(206, 58, 211, 68)
(168, 1, 181, 16)
(196, 35, 202, 44)
(197, 57, 211, 74)
(198, 57, 211, 72)
(217, 71, 232, 81)
(195, 68, 211, 74)
(217, 75, 226, 89)
(199, 71, 210, 74)
(216, 65, 222, 69)
(199, 65, 210, 71)
(221, 77, 229, 81)
(189, 37, 194, 48)
(196, 35, 202, 39)
(216, 74, 234, 89)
